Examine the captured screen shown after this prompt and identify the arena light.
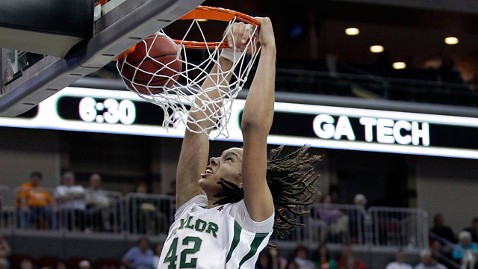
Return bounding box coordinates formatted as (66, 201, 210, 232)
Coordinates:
(370, 45, 384, 53)
(392, 62, 406, 70)
(345, 27, 360, 36)
(444, 36, 459, 45)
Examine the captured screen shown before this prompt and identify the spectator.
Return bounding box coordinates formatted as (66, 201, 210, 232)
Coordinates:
(337, 244, 367, 269)
(15, 171, 55, 229)
(79, 260, 91, 269)
(414, 249, 447, 269)
(130, 182, 168, 234)
(430, 213, 457, 244)
(85, 173, 111, 232)
(54, 171, 86, 231)
(452, 231, 478, 263)
(464, 217, 478, 243)
(269, 246, 288, 269)
(0, 236, 10, 259)
(151, 242, 163, 269)
(385, 249, 412, 269)
(313, 242, 338, 269)
(121, 236, 154, 269)
(349, 193, 369, 244)
(292, 244, 314, 269)
(317, 194, 348, 243)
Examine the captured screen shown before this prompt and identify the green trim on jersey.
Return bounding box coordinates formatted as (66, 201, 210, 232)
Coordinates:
(238, 233, 269, 268)
(226, 220, 242, 263)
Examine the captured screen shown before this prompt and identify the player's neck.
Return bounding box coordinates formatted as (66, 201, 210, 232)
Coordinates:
(206, 196, 220, 209)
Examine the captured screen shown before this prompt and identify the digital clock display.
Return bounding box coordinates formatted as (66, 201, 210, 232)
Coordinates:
(57, 96, 166, 126)
(3, 86, 478, 160)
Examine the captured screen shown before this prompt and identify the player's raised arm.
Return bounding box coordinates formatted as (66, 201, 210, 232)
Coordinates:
(175, 24, 252, 208)
(241, 17, 276, 221)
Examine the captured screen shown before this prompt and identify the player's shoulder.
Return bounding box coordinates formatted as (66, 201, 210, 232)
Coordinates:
(229, 200, 274, 233)
(175, 194, 208, 219)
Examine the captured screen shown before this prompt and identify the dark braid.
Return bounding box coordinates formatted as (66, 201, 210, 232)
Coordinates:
(213, 145, 322, 237)
(267, 145, 322, 238)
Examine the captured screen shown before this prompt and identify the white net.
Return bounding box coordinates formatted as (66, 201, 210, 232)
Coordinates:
(116, 15, 261, 138)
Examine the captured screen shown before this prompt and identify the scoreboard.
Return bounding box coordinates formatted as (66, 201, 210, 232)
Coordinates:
(3, 87, 478, 160)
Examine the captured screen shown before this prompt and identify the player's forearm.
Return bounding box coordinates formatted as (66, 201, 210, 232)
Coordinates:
(241, 46, 276, 135)
(187, 57, 233, 133)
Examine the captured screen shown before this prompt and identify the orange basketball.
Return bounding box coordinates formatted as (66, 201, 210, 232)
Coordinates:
(118, 33, 182, 94)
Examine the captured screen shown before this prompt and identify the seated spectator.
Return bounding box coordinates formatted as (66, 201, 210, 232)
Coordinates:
(430, 213, 457, 244)
(85, 173, 111, 232)
(15, 171, 55, 229)
(317, 194, 348, 243)
(313, 242, 338, 269)
(121, 236, 154, 269)
(54, 171, 86, 231)
(337, 244, 367, 269)
(464, 217, 478, 243)
(292, 244, 314, 269)
(129, 182, 167, 234)
(452, 231, 478, 263)
(385, 249, 412, 269)
(414, 249, 447, 269)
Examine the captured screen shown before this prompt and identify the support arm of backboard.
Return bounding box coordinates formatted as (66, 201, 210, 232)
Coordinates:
(0, 0, 205, 116)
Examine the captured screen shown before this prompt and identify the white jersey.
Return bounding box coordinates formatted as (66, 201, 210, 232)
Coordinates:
(158, 195, 274, 269)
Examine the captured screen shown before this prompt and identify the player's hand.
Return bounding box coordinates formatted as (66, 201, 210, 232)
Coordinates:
(255, 17, 275, 50)
(225, 22, 255, 52)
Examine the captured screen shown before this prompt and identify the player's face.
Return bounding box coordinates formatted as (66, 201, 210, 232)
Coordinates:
(199, 147, 243, 194)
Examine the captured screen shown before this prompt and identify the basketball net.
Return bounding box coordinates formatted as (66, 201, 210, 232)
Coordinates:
(116, 6, 261, 138)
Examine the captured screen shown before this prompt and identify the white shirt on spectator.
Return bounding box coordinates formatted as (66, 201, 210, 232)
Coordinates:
(54, 185, 86, 210)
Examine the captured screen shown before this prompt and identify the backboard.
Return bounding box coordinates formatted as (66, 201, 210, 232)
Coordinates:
(0, 0, 204, 116)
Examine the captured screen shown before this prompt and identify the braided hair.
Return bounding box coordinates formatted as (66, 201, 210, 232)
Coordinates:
(213, 145, 322, 238)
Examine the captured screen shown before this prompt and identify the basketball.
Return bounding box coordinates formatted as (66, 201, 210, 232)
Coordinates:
(118, 33, 182, 94)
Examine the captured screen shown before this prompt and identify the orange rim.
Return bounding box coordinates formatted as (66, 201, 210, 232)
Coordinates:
(115, 6, 259, 59)
(176, 6, 260, 49)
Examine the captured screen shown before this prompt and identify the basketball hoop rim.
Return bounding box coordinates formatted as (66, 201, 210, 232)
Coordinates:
(176, 6, 260, 49)
(115, 5, 259, 60)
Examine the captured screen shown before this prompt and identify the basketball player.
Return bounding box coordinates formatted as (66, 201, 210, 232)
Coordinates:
(158, 17, 321, 269)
